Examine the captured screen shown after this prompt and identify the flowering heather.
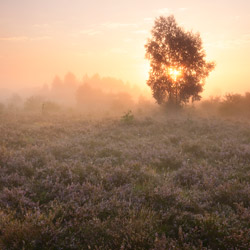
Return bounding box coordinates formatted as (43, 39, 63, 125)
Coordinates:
(0, 111, 249, 249)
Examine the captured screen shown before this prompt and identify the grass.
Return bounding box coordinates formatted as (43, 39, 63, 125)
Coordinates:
(0, 111, 249, 249)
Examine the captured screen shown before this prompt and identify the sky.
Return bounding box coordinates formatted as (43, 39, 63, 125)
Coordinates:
(0, 0, 250, 98)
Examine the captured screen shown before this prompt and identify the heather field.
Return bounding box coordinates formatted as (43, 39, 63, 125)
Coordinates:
(0, 111, 249, 249)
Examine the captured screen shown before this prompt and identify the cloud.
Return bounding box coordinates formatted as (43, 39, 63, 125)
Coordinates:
(205, 34, 250, 49)
(178, 8, 188, 12)
(74, 22, 139, 39)
(74, 23, 137, 38)
(124, 38, 133, 43)
(157, 7, 188, 15)
(0, 36, 29, 41)
(76, 51, 93, 57)
(102, 22, 137, 29)
(31, 36, 51, 41)
(79, 29, 101, 36)
(157, 8, 171, 15)
(231, 15, 240, 21)
(109, 48, 127, 54)
(32, 23, 50, 29)
(133, 30, 149, 35)
(144, 17, 154, 23)
(0, 36, 51, 42)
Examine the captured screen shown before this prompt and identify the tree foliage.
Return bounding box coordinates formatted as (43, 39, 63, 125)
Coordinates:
(145, 15, 215, 106)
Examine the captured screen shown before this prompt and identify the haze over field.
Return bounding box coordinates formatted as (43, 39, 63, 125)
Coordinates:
(1, 2, 250, 249)
(0, 0, 250, 99)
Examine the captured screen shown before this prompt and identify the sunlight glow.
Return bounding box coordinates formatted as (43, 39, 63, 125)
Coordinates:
(0, 0, 250, 96)
(167, 67, 182, 82)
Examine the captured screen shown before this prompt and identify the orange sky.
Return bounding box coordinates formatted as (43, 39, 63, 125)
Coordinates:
(0, 0, 250, 98)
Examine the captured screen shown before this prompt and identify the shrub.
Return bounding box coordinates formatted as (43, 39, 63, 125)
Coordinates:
(120, 110, 134, 124)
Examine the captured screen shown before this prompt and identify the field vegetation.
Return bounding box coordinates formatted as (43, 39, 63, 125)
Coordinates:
(0, 104, 249, 249)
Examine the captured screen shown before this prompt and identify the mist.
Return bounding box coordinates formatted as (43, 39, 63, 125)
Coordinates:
(2, 72, 250, 121)
(1, 1, 250, 248)
(0, 72, 154, 117)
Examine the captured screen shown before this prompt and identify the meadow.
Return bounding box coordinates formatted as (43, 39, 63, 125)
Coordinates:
(0, 109, 249, 249)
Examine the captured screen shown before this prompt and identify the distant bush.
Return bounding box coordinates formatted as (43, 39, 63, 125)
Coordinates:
(42, 101, 60, 114)
(120, 110, 134, 124)
(24, 95, 44, 112)
(199, 96, 221, 114)
(219, 93, 250, 117)
(200, 92, 250, 118)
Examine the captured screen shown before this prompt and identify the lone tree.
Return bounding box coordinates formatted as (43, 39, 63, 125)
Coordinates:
(145, 15, 215, 107)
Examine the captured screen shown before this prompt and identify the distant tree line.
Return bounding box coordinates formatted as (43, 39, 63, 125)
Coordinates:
(0, 73, 146, 114)
(200, 92, 250, 117)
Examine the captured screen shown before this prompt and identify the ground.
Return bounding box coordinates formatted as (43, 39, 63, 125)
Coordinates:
(0, 111, 249, 249)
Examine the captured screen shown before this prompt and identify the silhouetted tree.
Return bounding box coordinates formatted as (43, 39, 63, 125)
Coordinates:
(145, 15, 215, 107)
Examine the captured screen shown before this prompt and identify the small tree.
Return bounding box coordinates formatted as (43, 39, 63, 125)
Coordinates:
(145, 15, 215, 107)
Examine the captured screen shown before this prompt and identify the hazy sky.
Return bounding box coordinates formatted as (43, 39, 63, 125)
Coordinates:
(0, 0, 250, 97)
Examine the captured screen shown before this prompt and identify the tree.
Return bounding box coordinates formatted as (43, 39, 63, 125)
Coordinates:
(145, 15, 215, 107)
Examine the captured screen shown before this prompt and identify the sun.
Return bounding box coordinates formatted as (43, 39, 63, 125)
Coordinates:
(167, 67, 182, 81)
